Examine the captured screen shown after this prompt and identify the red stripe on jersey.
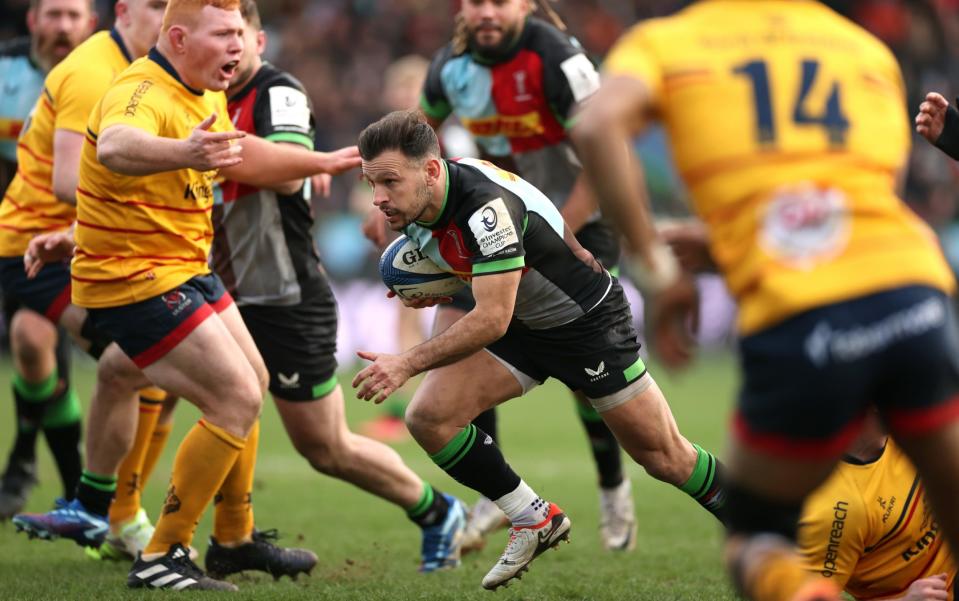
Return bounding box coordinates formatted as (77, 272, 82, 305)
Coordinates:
(77, 187, 213, 214)
(15, 168, 54, 195)
(17, 142, 52, 165)
(76, 219, 212, 241)
(70, 264, 156, 283)
(489, 49, 566, 154)
(74, 249, 207, 263)
(2, 194, 73, 221)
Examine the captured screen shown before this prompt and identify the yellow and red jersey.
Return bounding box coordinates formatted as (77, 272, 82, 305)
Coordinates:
(0, 30, 132, 256)
(799, 440, 954, 600)
(603, 0, 954, 334)
(72, 49, 232, 308)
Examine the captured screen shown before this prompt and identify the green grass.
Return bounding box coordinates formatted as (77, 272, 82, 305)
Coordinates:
(0, 353, 741, 600)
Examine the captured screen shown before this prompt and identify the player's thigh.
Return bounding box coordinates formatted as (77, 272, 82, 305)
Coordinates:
(218, 302, 268, 392)
(274, 385, 350, 453)
(599, 374, 689, 465)
(8, 307, 57, 351)
(141, 314, 260, 416)
(0, 257, 71, 324)
(408, 349, 523, 429)
(238, 287, 338, 404)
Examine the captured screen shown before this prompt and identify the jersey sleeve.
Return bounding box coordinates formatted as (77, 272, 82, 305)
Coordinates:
(796, 474, 867, 589)
(97, 78, 165, 136)
(419, 45, 454, 122)
(461, 193, 527, 276)
(534, 24, 601, 126)
(253, 73, 315, 149)
(602, 22, 664, 107)
(54, 64, 114, 133)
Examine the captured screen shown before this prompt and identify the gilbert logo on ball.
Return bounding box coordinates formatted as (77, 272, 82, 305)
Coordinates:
(379, 236, 465, 300)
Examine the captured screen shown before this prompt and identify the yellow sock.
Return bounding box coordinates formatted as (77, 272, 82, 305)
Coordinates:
(145, 420, 245, 555)
(109, 389, 164, 528)
(142, 421, 173, 486)
(213, 420, 259, 545)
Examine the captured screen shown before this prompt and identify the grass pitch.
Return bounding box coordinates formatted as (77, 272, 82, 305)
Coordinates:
(0, 353, 741, 600)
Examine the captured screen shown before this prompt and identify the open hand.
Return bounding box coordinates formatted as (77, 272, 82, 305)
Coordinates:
(352, 350, 414, 403)
(183, 113, 245, 172)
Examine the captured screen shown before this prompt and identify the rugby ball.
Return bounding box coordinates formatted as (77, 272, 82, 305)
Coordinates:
(379, 236, 465, 300)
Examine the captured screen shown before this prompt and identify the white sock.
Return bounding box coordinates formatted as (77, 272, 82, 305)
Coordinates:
(493, 480, 550, 526)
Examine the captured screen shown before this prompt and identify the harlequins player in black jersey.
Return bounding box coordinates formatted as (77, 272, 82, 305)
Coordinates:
(412, 0, 640, 553)
(354, 110, 726, 590)
(209, 0, 467, 577)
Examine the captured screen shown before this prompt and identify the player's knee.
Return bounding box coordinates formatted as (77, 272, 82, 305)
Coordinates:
(9, 311, 56, 363)
(290, 431, 346, 476)
(641, 446, 694, 485)
(233, 378, 263, 430)
(404, 397, 443, 441)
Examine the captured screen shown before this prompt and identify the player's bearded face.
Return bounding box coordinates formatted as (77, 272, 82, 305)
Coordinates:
(463, 0, 528, 57)
(364, 152, 433, 231)
(30, 0, 95, 69)
(181, 6, 244, 91)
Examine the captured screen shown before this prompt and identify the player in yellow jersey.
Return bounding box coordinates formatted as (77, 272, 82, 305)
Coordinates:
(572, 2, 959, 601)
(798, 411, 954, 601)
(16, 0, 360, 590)
(0, 0, 97, 521)
(0, 2, 178, 557)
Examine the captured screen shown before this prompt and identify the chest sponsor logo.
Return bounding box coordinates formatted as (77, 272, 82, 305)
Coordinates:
(461, 112, 544, 139)
(760, 184, 849, 268)
(268, 86, 310, 129)
(820, 500, 848, 578)
(161, 290, 192, 316)
(468, 198, 518, 256)
(902, 522, 940, 562)
(559, 53, 600, 103)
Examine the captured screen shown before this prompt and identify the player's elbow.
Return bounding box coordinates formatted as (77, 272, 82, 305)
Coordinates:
(96, 139, 124, 173)
(478, 306, 512, 341)
(570, 106, 611, 148)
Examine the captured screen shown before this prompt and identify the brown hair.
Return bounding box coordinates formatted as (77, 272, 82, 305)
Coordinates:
(358, 110, 440, 162)
(161, 0, 241, 32)
(239, 0, 261, 29)
(29, 0, 95, 11)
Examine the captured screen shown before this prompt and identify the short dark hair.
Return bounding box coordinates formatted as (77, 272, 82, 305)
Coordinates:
(358, 110, 440, 162)
(239, 0, 260, 29)
(30, 0, 95, 11)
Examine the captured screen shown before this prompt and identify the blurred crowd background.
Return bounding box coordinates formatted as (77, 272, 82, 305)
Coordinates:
(1, 0, 959, 351)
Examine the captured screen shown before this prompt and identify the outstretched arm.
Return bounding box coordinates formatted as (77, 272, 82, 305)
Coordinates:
(352, 270, 521, 403)
(916, 92, 959, 161)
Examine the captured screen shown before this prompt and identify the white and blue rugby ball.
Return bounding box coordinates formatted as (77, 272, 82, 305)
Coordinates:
(379, 235, 465, 300)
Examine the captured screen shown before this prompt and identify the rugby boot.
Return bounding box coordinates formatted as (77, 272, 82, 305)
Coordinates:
(0, 458, 37, 520)
(128, 543, 237, 591)
(206, 528, 317, 580)
(599, 478, 637, 551)
(13, 497, 107, 548)
(420, 494, 467, 572)
(481, 502, 571, 590)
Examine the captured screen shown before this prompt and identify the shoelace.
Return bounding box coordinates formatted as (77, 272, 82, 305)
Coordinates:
(169, 546, 205, 579)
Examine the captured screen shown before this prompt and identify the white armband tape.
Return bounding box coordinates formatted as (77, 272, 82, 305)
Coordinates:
(628, 242, 681, 296)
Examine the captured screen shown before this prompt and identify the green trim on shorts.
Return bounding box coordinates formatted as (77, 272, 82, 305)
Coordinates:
(623, 357, 646, 383)
(430, 424, 477, 470)
(406, 481, 435, 518)
(13, 369, 58, 402)
(608, 265, 620, 277)
(42, 387, 81, 428)
(311, 375, 338, 400)
(472, 256, 525, 275)
(265, 131, 314, 150)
